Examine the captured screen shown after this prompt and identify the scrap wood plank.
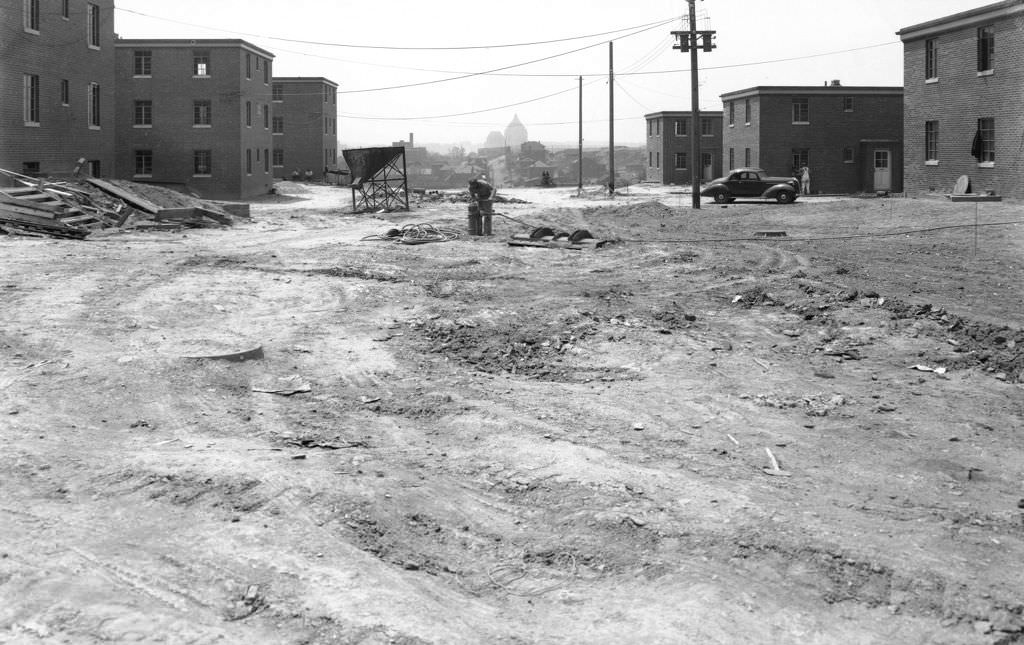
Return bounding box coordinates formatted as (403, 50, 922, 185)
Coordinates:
(193, 207, 232, 225)
(84, 177, 160, 214)
(0, 194, 60, 214)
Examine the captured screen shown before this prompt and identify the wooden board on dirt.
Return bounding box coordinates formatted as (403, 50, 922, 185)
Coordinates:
(84, 177, 161, 214)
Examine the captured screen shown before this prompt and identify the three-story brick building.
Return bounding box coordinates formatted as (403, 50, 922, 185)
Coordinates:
(644, 111, 724, 185)
(898, 0, 1024, 198)
(719, 85, 903, 195)
(270, 77, 339, 181)
(0, 0, 116, 180)
(114, 39, 275, 200)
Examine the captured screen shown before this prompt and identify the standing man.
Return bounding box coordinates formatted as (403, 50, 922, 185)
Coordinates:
(800, 166, 811, 195)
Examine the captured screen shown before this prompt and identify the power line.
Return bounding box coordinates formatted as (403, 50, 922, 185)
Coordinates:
(336, 19, 678, 94)
(115, 7, 680, 51)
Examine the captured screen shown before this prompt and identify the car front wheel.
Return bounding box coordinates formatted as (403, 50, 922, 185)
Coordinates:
(776, 191, 794, 204)
(713, 191, 730, 204)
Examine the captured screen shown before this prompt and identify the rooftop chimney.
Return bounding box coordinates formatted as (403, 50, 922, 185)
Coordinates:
(831, 79, 841, 86)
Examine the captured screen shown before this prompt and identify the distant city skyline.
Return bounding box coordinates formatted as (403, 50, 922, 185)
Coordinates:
(113, 0, 1000, 148)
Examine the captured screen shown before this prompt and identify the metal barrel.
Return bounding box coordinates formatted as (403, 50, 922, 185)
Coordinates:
(467, 204, 481, 235)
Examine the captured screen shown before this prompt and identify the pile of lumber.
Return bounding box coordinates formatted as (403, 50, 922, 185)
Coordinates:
(0, 168, 238, 239)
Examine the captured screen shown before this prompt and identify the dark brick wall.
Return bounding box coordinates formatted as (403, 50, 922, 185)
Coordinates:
(0, 0, 116, 178)
(271, 79, 338, 180)
(902, 10, 1024, 198)
(722, 90, 903, 194)
(645, 112, 723, 185)
(114, 42, 274, 200)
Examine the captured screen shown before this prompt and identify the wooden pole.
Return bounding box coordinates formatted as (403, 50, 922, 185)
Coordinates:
(688, 0, 701, 210)
(578, 75, 583, 195)
(609, 42, 615, 196)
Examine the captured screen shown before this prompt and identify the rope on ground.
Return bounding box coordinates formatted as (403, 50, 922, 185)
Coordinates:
(361, 223, 461, 245)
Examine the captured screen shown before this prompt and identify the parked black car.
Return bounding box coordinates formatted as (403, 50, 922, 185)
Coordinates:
(700, 168, 799, 204)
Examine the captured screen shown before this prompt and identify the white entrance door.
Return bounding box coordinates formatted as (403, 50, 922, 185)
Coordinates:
(873, 149, 891, 191)
(701, 153, 713, 181)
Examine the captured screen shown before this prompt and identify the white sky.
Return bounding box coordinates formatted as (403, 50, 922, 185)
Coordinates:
(113, 0, 997, 150)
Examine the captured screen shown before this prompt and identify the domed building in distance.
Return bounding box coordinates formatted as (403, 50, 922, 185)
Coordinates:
(504, 114, 528, 150)
(483, 131, 506, 150)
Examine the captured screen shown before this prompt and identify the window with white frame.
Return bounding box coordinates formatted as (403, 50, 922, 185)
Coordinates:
(273, 149, 284, 167)
(792, 98, 809, 124)
(674, 152, 687, 169)
(272, 116, 283, 134)
(272, 84, 283, 101)
(842, 147, 854, 163)
(193, 52, 210, 76)
(87, 4, 100, 48)
(977, 26, 994, 73)
(976, 118, 994, 163)
(60, 79, 69, 106)
(193, 100, 211, 126)
(675, 119, 688, 136)
(925, 121, 939, 162)
(88, 83, 100, 127)
(24, 74, 40, 124)
(24, 0, 39, 32)
(925, 38, 938, 80)
(842, 96, 853, 112)
(194, 150, 212, 175)
(133, 100, 152, 126)
(245, 101, 252, 127)
(134, 50, 152, 76)
(700, 118, 713, 136)
(744, 148, 751, 167)
(134, 150, 153, 176)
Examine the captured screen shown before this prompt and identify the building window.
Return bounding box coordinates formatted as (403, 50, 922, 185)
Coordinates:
(60, 79, 70, 106)
(24, 0, 39, 32)
(674, 152, 687, 169)
(193, 52, 210, 76)
(792, 148, 809, 171)
(792, 98, 809, 124)
(272, 116, 284, 134)
(133, 100, 152, 126)
(246, 149, 253, 174)
(193, 100, 211, 126)
(842, 96, 853, 112)
(656, 152, 660, 168)
(273, 149, 284, 167)
(272, 84, 283, 101)
(744, 98, 751, 125)
(974, 118, 994, 164)
(744, 148, 751, 167)
(24, 74, 40, 124)
(842, 147, 854, 163)
(22, 162, 40, 176)
(133, 50, 152, 76)
(700, 118, 713, 136)
(925, 121, 939, 162)
(245, 101, 252, 127)
(728, 148, 734, 170)
(324, 86, 330, 103)
(87, 4, 100, 48)
(245, 53, 252, 79)
(977, 26, 994, 73)
(674, 119, 687, 136)
(264, 148, 270, 173)
(728, 102, 734, 126)
(648, 151, 653, 166)
(263, 105, 269, 129)
(134, 150, 152, 176)
(194, 150, 212, 176)
(925, 38, 938, 81)
(656, 120, 660, 136)
(88, 83, 100, 128)
(62, 0, 69, 18)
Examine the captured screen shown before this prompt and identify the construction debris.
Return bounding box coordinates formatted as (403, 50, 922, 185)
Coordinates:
(508, 227, 608, 250)
(0, 167, 243, 239)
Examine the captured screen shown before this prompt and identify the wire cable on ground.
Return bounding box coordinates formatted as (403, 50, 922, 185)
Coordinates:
(360, 223, 461, 245)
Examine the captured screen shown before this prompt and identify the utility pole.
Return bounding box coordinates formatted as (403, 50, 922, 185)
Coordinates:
(578, 75, 583, 195)
(608, 42, 615, 196)
(673, 0, 715, 209)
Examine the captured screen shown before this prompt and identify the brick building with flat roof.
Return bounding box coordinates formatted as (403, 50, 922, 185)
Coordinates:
(720, 85, 903, 195)
(114, 39, 275, 200)
(898, 0, 1024, 198)
(644, 111, 724, 185)
(270, 77, 339, 181)
(0, 0, 116, 180)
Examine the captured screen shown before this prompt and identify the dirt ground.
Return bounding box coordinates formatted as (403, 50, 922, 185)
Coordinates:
(1, 182, 1022, 644)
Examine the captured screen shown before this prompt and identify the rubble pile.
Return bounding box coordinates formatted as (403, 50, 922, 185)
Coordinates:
(0, 168, 241, 240)
(416, 190, 529, 205)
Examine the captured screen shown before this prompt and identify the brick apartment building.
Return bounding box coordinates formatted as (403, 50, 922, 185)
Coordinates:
(898, 0, 1024, 199)
(644, 111, 724, 185)
(719, 85, 903, 194)
(114, 39, 275, 200)
(270, 77, 339, 181)
(0, 0, 116, 180)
